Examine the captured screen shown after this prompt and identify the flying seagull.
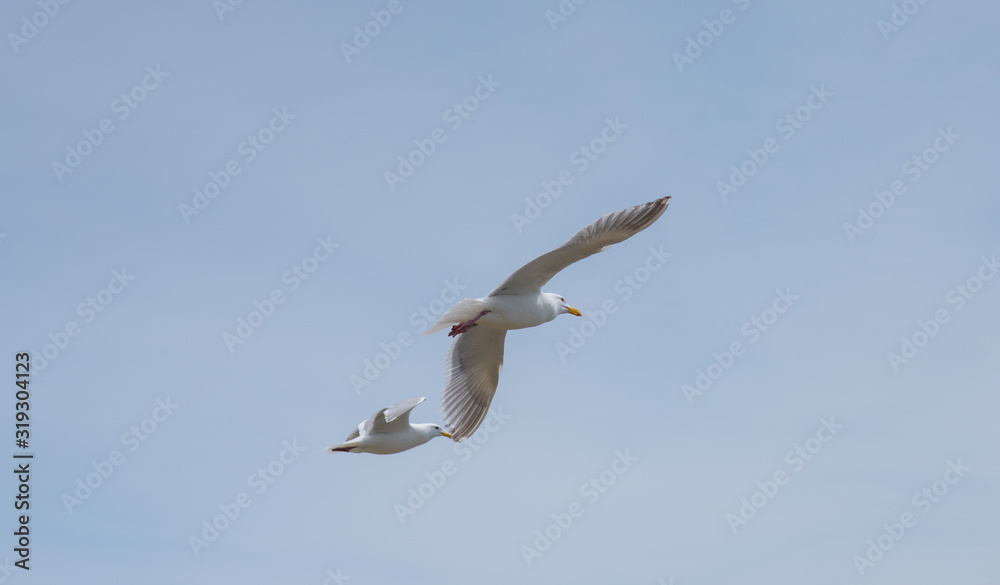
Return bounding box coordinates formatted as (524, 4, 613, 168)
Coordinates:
(426, 197, 671, 441)
(325, 397, 451, 454)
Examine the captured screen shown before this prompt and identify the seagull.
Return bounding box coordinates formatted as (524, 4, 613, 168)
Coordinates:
(325, 397, 451, 454)
(426, 197, 671, 441)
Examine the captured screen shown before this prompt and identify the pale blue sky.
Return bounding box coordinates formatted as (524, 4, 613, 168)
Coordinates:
(2, 1, 998, 584)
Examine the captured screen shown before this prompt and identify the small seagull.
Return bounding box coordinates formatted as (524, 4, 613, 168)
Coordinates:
(426, 197, 671, 441)
(325, 397, 452, 455)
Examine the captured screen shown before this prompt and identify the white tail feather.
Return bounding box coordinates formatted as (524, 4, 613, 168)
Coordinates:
(424, 298, 487, 335)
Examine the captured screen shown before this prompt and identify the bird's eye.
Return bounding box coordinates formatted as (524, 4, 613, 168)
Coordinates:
(560, 297, 565, 302)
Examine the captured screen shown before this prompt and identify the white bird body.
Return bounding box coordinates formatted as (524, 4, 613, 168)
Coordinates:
(426, 197, 672, 441)
(325, 397, 451, 455)
(328, 424, 442, 455)
(425, 293, 564, 334)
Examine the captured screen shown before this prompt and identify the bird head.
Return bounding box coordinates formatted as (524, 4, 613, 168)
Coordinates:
(426, 424, 452, 440)
(552, 294, 582, 317)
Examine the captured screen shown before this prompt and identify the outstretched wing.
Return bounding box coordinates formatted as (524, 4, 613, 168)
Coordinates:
(440, 327, 507, 441)
(383, 397, 426, 428)
(349, 408, 384, 440)
(349, 397, 427, 440)
(489, 197, 670, 296)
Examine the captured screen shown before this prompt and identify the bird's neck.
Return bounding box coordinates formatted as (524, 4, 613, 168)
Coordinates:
(413, 425, 438, 442)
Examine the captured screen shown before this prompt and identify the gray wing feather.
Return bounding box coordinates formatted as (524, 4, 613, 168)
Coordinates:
(347, 412, 379, 441)
(489, 197, 670, 296)
(348, 397, 426, 441)
(383, 397, 426, 427)
(440, 327, 507, 441)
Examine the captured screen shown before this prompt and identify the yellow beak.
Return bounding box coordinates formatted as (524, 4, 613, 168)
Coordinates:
(442, 431, 453, 439)
(567, 306, 582, 317)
